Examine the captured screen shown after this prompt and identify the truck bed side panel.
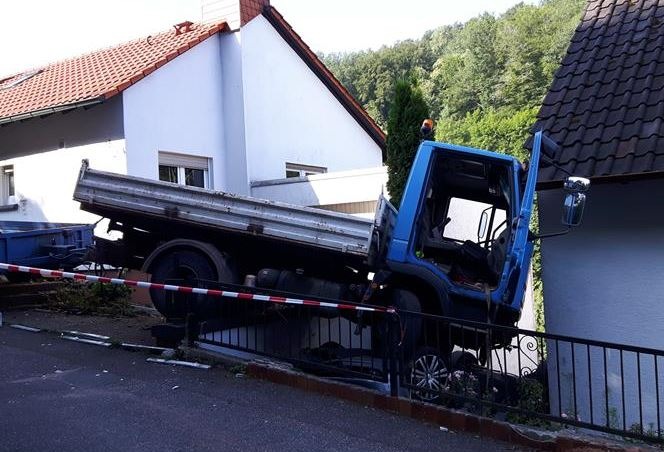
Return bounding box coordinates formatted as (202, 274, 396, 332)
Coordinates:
(73, 163, 373, 257)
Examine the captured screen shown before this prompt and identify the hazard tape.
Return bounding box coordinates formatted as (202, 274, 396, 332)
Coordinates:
(0, 263, 395, 314)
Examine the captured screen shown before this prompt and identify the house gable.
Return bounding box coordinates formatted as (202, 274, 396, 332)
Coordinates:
(262, 7, 386, 155)
(240, 14, 384, 183)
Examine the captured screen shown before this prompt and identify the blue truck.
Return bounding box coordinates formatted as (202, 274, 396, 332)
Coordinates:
(0, 221, 94, 278)
(73, 130, 588, 383)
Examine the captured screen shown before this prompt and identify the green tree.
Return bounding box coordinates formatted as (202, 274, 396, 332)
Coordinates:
(323, 0, 585, 127)
(435, 106, 539, 161)
(386, 79, 430, 207)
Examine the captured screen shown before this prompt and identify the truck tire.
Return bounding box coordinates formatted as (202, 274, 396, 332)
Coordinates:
(392, 288, 453, 363)
(146, 241, 237, 320)
(392, 289, 422, 360)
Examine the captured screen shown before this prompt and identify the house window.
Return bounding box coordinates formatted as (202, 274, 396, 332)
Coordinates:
(285, 162, 327, 178)
(158, 152, 211, 189)
(0, 165, 15, 205)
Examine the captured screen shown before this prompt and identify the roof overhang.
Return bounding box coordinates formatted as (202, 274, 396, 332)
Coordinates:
(537, 170, 664, 191)
(0, 97, 104, 126)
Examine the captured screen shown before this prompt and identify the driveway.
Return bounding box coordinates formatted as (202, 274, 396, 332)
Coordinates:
(0, 325, 521, 451)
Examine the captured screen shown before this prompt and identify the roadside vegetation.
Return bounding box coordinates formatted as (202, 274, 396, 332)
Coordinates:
(48, 281, 134, 316)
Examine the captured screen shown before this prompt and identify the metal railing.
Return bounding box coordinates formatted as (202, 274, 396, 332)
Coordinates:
(172, 283, 663, 444)
(395, 310, 664, 443)
(172, 279, 398, 383)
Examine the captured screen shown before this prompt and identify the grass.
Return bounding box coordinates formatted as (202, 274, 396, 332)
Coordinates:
(48, 281, 135, 316)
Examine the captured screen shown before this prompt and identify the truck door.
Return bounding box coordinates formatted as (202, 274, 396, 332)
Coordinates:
(498, 131, 542, 309)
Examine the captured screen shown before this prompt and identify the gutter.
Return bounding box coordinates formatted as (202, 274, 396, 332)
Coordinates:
(0, 97, 105, 126)
(537, 169, 664, 191)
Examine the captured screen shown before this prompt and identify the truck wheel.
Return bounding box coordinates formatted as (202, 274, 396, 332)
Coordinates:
(391, 289, 422, 360)
(408, 346, 450, 403)
(147, 243, 236, 320)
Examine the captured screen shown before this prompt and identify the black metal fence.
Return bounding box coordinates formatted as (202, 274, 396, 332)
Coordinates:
(172, 282, 664, 444)
(396, 309, 664, 443)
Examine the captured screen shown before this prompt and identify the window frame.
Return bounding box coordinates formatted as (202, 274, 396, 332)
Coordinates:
(158, 152, 211, 189)
(285, 162, 327, 178)
(0, 165, 16, 207)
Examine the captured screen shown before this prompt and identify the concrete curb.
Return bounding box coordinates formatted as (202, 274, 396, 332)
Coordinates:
(244, 361, 652, 452)
(179, 345, 248, 369)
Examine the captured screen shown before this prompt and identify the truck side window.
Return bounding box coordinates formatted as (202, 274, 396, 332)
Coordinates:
(443, 198, 506, 244)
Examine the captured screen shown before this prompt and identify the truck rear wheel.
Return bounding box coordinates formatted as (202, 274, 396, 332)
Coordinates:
(146, 241, 237, 320)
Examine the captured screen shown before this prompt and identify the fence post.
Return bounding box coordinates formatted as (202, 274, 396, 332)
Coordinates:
(388, 312, 400, 397)
(185, 312, 199, 347)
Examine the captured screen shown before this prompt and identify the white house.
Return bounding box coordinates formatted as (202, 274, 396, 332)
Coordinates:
(532, 0, 664, 430)
(0, 0, 386, 232)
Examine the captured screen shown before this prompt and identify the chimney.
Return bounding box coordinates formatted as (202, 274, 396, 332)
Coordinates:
(201, 0, 269, 30)
(173, 21, 195, 35)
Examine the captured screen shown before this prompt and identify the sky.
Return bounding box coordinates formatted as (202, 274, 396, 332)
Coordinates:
(0, 0, 536, 78)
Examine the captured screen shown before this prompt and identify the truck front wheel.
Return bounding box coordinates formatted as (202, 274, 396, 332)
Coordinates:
(146, 242, 236, 320)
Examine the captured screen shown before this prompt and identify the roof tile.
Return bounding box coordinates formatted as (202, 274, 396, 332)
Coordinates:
(532, 0, 664, 183)
(1, 9, 385, 155)
(0, 21, 227, 122)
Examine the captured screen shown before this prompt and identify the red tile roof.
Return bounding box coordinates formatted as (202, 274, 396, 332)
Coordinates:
(0, 21, 228, 123)
(0, 7, 385, 156)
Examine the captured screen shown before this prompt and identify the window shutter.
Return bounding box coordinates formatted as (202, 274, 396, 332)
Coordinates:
(159, 152, 209, 170)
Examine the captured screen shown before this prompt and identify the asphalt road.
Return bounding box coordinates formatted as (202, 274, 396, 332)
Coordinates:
(0, 326, 520, 452)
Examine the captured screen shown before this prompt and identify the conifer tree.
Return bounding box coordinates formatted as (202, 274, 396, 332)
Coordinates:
(386, 79, 430, 208)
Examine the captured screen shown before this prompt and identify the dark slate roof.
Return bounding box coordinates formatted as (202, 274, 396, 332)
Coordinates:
(533, 0, 664, 183)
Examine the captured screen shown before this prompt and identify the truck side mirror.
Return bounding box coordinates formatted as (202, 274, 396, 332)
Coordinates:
(561, 176, 590, 227)
(562, 192, 586, 226)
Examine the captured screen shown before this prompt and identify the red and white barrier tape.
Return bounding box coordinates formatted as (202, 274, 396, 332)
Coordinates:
(0, 263, 395, 314)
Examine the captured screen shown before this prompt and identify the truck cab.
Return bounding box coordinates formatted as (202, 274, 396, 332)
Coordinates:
(385, 131, 586, 330)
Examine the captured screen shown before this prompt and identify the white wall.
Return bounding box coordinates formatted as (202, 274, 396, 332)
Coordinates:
(122, 35, 226, 190)
(539, 180, 664, 346)
(250, 166, 388, 206)
(539, 179, 664, 429)
(240, 16, 383, 183)
(219, 32, 250, 195)
(0, 140, 126, 230)
(0, 97, 125, 230)
(0, 96, 123, 161)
